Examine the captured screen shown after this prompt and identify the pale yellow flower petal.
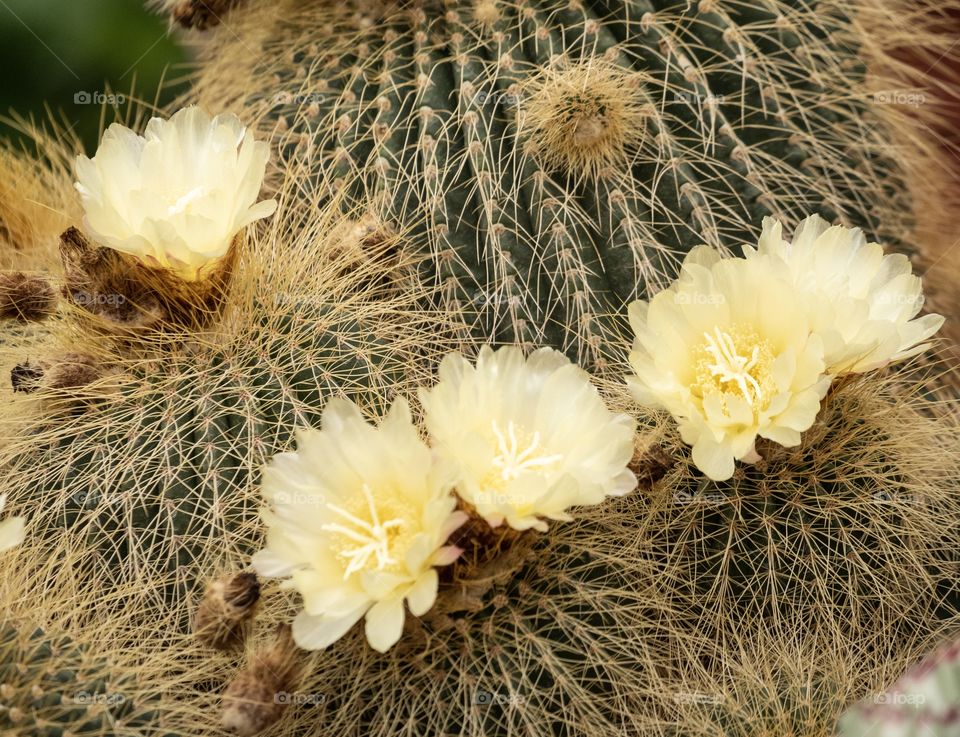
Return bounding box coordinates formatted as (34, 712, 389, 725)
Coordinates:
(421, 346, 637, 531)
(627, 248, 828, 481)
(406, 570, 439, 617)
(253, 397, 464, 652)
(750, 215, 942, 373)
(0, 517, 25, 553)
(75, 106, 276, 281)
(364, 597, 406, 653)
(292, 608, 366, 651)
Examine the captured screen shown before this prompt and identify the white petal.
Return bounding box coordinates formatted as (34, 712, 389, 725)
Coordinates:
(250, 548, 294, 578)
(692, 438, 736, 482)
(75, 106, 272, 280)
(0, 516, 25, 553)
(430, 545, 463, 567)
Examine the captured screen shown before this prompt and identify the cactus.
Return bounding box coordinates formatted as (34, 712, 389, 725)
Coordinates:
(199, 494, 688, 736)
(634, 370, 960, 680)
(0, 1, 958, 736)
(0, 135, 456, 609)
(0, 619, 163, 737)
(189, 0, 925, 368)
(837, 636, 960, 737)
(650, 626, 879, 737)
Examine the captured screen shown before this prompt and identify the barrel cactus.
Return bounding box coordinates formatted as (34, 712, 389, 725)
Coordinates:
(650, 625, 880, 737)
(1, 222, 448, 606)
(0, 618, 164, 737)
(636, 371, 960, 682)
(0, 0, 958, 736)
(189, 0, 925, 368)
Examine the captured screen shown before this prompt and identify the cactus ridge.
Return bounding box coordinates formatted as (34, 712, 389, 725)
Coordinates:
(0, 619, 165, 737)
(194, 0, 913, 367)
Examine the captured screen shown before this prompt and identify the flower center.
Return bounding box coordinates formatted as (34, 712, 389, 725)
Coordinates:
(167, 185, 207, 216)
(693, 326, 775, 410)
(321, 484, 410, 580)
(490, 420, 564, 482)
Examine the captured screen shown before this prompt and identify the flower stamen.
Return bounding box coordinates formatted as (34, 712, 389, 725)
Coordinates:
(168, 185, 207, 216)
(490, 420, 564, 481)
(702, 327, 764, 405)
(322, 484, 404, 579)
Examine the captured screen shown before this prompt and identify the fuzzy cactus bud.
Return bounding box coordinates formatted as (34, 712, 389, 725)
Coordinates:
(194, 572, 261, 650)
(10, 353, 102, 394)
(220, 624, 301, 737)
(59, 227, 164, 330)
(172, 0, 244, 30)
(0, 272, 55, 321)
(630, 442, 675, 491)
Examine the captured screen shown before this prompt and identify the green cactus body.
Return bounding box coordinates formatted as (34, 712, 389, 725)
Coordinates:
(655, 630, 861, 737)
(0, 621, 164, 737)
(0, 198, 446, 608)
(0, 2, 954, 736)
(196, 0, 910, 367)
(273, 506, 681, 737)
(638, 377, 960, 678)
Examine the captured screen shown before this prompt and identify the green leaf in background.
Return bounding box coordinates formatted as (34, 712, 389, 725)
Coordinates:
(0, 0, 187, 152)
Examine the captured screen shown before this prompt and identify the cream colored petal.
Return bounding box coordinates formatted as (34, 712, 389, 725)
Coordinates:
(759, 425, 802, 447)
(251, 548, 296, 578)
(771, 393, 823, 433)
(755, 216, 784, 257)
(728, 430, 759, 459)
(683, 245, 724, 269)
(364, 597, 406, 653)
(359, 570, 408, 600)
(430, 545, 463, 567)
(406, 570, 439, 617)
(790, 213, 831, 252)
(691, 438, 735, 482)
(237, 198, 278, 228)
(0, 516, 25, 553)
(292, 607, 367, 651)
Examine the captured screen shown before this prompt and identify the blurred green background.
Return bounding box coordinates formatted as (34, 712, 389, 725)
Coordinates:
(0, 0, 187, 153)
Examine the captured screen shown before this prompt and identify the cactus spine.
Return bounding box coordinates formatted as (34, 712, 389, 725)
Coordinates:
(194, 0, 918, 368)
